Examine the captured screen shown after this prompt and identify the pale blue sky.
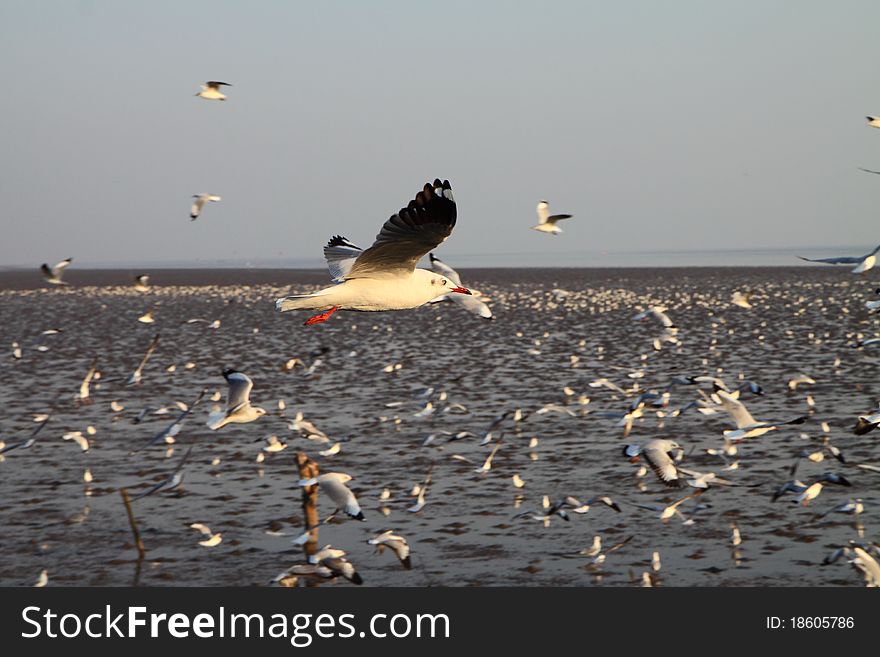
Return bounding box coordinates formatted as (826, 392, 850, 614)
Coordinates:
(2, 1, 880, 267)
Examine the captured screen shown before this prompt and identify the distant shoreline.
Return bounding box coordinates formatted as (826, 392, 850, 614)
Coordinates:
(0, 265, 851, 291)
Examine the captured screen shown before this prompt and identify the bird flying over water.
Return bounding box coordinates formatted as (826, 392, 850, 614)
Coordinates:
(207, 369, 266, 430)
(531, 200, 573, 235)
(40, 258, 72, 285)
(797, 245, 880, 274)
(275, 179, 470, 325)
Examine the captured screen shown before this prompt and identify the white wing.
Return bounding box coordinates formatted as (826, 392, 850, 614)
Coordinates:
(323, 236, 364, 282)
(717, 390, 758, 428)
(428, 253, 463, 287)
(223, 370, 253, 410)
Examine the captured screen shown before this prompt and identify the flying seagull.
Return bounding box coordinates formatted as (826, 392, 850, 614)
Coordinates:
(195, 81, 231, 101)
(40, 258, 72, 285)
(796, 245, 880, 274)
(207, 369, 267, 430)
(133, 274, 150, 292)
(298, 472, 365, 520)
(715, 389, 806, 440)
(428, 253, 492, 319)
(531, 200, 573, 235)
(190, 194, 222, 220)
(367, 530, 412, 569)
(867, 116, 880, 128)
(275, 179, 471, 325)
(623, 439, 684, 487)
(126, 333, 160, 385)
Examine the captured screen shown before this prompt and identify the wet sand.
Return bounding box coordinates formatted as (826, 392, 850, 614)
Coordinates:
(1, 267, 878, 587)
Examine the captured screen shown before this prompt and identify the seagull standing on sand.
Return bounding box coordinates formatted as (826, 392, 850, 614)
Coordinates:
(428, 253, 492, 319)
(275, 179, 471, 325)
(190, 194, 222, 220)
(195, 81, 232, 101)
(207, 369, 267, 430)
(531, 200, 573, 235)
(40, 258, 72, 285)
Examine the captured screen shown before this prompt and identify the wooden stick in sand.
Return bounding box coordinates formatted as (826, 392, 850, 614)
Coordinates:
(120, 487, 145, 558)
(296, 452, 320, 558)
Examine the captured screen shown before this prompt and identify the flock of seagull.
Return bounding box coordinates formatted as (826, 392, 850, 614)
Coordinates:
(8, 91, 880, 589)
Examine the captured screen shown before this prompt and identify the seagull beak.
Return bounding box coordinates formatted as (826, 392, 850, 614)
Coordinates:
(450, 286, 472, 295)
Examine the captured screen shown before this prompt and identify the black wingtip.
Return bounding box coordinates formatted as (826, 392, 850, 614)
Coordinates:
(429, 253, 437, 262)
(401, 556, 412, 570)
(353, 511, 366, 521)
(351, 572, 364, 585)
(221, 368, 238, 380)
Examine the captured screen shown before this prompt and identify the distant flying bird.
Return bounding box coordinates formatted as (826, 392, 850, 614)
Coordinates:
(133, 274, 150, 292)
(428, 253, 492, 319)
(196, 81, 232, 101)
(797, 245, 880, 274)
(275, 179, 471, 325)
(207, 369, 267, 430)
(190, 194, 222, 220)
(41, 258, 72, 285)
(531, 200, 573, 235)
(866, 116, 880, 128)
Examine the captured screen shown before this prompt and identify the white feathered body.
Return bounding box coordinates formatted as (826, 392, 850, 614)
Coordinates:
(277, 269, 443, 313)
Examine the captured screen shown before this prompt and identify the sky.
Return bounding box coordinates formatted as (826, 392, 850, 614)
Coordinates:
(2, 0, 880, 268)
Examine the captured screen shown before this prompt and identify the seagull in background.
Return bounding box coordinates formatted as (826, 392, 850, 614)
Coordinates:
(531, 200, 573, 234)
(797, 245, 880, 274)
(41, 258, 72, 285)
(207, 369, 267, 430)
(428, 253, 492, 319)
(195, 81, 232, 101)
(866, 116, 880, 128)
(298, 472, 365, 520)
(190, 194, 222, 220)
(126, 333, 160, 385)
(133, 274, 150, 292)
(275, 179, 470, 325)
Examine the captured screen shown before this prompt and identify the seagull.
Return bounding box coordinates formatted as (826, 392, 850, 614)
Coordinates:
(715, 389, 806, 440)
(633, 490, 704, 523)
(531, 200, 572, 235)
(797, 244, 880, 274)
(428, 253, 492, 319)
(276, 180, 470, 325)
(190, 523, 222, 547)
(126, 333, 160, 385)
(190, 194, 222, 220)
(131, 446, 193, 500)
(133, 274, 150, 292)
(195, 80, 231, 101)
(298, 472, 365, 520)
(0, 416, 50, 456)
(40, 258, 72, 285)
(853, 405, 880, 435)
(136, 390, 206, 452)
(867, 116, 880, 128)
(819, 498, 864, 518)
(367, 530, 412, 569)
(206, 369, 267, 430)
(731, 290, 753, 309)
(623, 439, 684, 487)
(77, 356, 99, 403)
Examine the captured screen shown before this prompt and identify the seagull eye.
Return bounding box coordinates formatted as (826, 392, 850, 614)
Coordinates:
(441, 279, 447, 286)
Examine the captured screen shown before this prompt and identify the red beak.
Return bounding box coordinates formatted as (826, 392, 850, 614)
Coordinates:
(450, 286, 472, 295)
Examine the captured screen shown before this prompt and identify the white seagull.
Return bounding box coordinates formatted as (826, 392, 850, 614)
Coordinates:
(367, 530, 412, 569)
(428, 253, 492, 319)
(298, 472, 365, 520)
(190, 194, 222, 220)
(275, 179, 470, 325)
(716, 389, 805, 440)
(531, 200, 572, 234)
(195, 80, 232, 101)
(206, 369, 267, 430)
(41, 258, 72, 285)
(133, 274, 150, 292)
(867, 116, 880, 128)
(797, 244, 880, 274)
(623, 439, 683, 487)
